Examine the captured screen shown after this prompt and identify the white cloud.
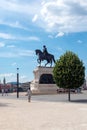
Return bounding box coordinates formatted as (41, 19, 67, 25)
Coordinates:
(32, 14, 38, 22)
(11, 62, 17, 66)
(0, 32, 40, 41)
(0, 52, 18, 58)
(40, 0, 87, 33)
(23, 36, 40, 41)
(55, 32, 64, 37)
(7, 45, 16, 48)
(0, 42, 5, 47)
(77, 40, 83, 43)
(48, 32, 64, 39)
(20, 75, 27, 80)
(19, 75, 30, 83)
(0, 0, 87, 33)
(0, 0, 41, 17)
(57, 47, 64, 52)
(0, 73, 15, 77)
(0, 33, 15, 40)
(48, 35, 53, 39)
(0, 72, 29, 83)
(0, 48, 34, 58)
(0, 20, 29, 30)
(0, 0, 29, 14)
(0, 73, 17, 83)
(19, 50, 34, 57)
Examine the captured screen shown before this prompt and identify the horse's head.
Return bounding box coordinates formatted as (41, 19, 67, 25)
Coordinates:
(35, 49, 42, 55)
(35, 49, 38, 55)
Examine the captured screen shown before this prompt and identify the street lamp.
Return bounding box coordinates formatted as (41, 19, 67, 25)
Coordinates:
(17, 68, 19, 98)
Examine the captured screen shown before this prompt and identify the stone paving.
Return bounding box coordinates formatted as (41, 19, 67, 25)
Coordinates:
(0, 91, 87, 130)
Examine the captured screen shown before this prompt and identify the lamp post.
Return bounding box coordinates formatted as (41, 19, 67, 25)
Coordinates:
(17, 68, 19, 98)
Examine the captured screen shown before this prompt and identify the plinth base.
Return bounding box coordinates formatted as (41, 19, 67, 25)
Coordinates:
(30, 66, 58, 94)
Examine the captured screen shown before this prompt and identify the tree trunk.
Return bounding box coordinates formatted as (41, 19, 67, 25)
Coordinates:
(68, 89, 71, 101)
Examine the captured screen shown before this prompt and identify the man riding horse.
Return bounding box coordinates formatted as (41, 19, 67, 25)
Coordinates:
(43, 45, 48, 59)
(35, 45, 55, 67)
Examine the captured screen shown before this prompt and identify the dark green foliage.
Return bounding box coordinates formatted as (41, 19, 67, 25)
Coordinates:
(53, 51, 85, 89)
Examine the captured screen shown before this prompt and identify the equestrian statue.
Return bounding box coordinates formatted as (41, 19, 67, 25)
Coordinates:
(35, 45, 55, 67)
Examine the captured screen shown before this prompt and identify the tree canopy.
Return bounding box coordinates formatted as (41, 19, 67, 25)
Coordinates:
(53, 51, 85, 90)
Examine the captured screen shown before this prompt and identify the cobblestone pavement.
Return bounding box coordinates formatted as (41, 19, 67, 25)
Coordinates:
(0, 91, 87, 130)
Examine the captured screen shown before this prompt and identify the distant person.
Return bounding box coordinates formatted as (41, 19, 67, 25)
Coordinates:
(1, 88, 4, 96)
(5, 88, 8, 96)
(27, 87, 32, 102)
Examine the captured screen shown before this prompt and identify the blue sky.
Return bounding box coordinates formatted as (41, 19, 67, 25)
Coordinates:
(0, 0, 87, 83)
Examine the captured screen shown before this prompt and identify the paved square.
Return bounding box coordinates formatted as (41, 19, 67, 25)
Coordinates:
(0, 91, 87, 130)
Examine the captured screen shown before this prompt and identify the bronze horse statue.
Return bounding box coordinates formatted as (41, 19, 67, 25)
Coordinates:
(35, 49, 55, 67)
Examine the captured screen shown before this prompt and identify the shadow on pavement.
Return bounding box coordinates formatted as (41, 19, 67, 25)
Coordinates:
(70, 99, 87, 104)
(0, 103, 11, 107)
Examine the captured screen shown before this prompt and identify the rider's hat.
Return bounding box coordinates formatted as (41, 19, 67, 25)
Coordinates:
(43, 45, 46, 48)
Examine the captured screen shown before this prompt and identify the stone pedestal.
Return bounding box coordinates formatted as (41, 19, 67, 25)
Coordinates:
(30, 66, 58, 94)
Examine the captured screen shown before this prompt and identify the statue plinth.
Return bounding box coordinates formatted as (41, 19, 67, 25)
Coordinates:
(30, 66, 58, 94)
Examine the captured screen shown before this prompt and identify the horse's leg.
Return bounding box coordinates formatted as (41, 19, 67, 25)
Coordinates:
(50, 62, 52, 67)
(53, 56, 55, 63)
(45, 59, 50, 66)
(45, 61, 48, 66)
(50, 56, 55, 67)
(45, 62, 47, 66)
(37, 59, 41, 66)
(40, 60, 41, 66)
(50, 60, 52, 67)
(37, 59, 40, 64)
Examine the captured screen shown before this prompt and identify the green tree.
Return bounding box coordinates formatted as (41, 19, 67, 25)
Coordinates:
(53, 51, 85, 101)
